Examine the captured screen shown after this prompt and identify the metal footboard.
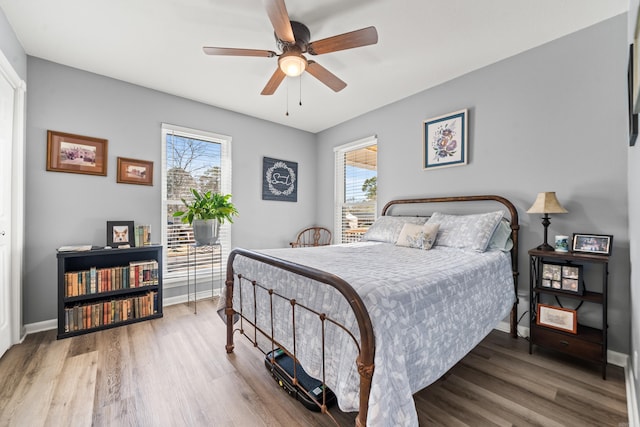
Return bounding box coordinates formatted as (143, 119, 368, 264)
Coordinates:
(225, 248, 375, 427)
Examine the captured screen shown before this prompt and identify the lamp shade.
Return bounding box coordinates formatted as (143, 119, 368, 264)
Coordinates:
(278, 53, 307, 77)
(526, 192, 568, 214)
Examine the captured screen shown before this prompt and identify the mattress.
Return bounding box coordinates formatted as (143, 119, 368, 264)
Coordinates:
(230, 241, 515, 426)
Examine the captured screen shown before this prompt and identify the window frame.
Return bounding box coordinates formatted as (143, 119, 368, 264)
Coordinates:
(334, 135, 377, 244)
(161, 123, 232, 288)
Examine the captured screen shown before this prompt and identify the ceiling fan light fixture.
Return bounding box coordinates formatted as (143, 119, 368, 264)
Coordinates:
(279, 52, 307, 77)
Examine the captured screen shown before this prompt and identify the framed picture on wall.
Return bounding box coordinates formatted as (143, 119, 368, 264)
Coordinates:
(117, 157, 153, 186)
(262, 157, 298, 202)
(423, 109, 468, 170)
(46, 130, 108, 176)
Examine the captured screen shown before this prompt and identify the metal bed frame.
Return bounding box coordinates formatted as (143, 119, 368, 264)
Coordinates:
(224, 195, 519, 426)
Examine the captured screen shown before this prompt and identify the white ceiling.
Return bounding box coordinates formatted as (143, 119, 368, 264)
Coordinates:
(0, 0, 629, 133)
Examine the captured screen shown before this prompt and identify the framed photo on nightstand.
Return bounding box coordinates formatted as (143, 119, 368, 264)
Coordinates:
(540, 262, 583, 295)
(537, 303, 578, 334)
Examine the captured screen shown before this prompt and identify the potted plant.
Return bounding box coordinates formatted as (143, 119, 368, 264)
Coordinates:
(173, 189, 239, 245)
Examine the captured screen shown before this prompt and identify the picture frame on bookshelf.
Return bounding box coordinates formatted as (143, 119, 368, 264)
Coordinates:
(572, 233, 613, 256)
(537, 303, 577, 334)
(107, 221, 135, 248)
(47, 130, 108, 176)
(117, 157, 154, 186)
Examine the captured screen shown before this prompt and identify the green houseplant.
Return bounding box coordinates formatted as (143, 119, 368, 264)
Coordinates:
(173, 189, 239, 245)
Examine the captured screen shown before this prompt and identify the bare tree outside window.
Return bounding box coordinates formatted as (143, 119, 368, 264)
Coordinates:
(165, 133, 223, 276)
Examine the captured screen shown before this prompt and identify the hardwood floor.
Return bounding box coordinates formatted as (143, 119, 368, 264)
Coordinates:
(0, 299, 628, 426)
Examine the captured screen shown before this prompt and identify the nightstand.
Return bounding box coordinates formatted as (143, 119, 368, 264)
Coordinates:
(528, 248, 609, 379)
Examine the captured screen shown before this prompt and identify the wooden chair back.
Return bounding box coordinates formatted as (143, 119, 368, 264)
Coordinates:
(290, 226, 332, 248)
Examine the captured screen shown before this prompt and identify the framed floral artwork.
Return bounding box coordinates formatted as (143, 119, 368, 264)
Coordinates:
(423, 109, 468, 170)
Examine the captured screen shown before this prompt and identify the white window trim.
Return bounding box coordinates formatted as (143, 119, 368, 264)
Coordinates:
(161, 123, 232, 288)
(334, 135, 377, 244)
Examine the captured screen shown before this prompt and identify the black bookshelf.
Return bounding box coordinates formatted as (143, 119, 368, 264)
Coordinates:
(57, 245, 163, 339)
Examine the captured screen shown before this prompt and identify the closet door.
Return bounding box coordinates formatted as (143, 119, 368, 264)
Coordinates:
(0, 68, 14, 357)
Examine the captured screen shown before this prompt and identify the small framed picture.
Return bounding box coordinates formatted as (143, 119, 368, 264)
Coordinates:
(117, 157, 153, 186)
(540, 262, 583, 294)
(107, 221, 135, 248)
(423, 109, 468, 170)
(562, 278, 579, 292)
(562, 265, 579, 279)
(537, 303, 577, 334)
(572, 234, 613, 255)
(46, 130, 108, 176)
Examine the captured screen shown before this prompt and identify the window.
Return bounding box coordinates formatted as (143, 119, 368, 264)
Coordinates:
(161, 124, 232, 286)
(334, 136, 377, 244)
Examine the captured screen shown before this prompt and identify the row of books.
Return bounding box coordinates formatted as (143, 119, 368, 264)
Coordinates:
(63, 291, 158, 332)
(65, 260, 159, 297)
(134, 225, 152, 247)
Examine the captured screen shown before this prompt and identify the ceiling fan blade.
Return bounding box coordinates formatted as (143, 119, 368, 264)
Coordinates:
(308, 26, 378, 55)
(203, 47, 276, 57)
(306, 61, 347, 92)
(263, 0, 295, 43)
(261, 68, 286, 95)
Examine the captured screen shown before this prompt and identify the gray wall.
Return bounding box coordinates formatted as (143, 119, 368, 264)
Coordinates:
(0, 7, 25, 81)
(317, 15, 631, 353)
(24, 58, 317, 324)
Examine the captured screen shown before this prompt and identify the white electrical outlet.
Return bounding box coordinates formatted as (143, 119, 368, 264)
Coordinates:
(634, 351, 638, 381)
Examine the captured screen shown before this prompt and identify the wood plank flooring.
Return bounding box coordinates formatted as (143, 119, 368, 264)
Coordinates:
(0, 299, 628, 426)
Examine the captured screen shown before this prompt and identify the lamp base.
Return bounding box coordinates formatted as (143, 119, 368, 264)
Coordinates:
(536, 243, 555, 251)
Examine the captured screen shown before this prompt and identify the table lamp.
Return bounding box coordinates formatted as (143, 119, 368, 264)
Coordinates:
(527, 192, 568, 251)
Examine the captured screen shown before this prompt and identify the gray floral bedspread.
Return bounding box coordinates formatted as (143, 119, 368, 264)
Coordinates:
(230, 241, 515, 426)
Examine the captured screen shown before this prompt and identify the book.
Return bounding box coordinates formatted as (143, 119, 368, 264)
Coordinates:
(57, 245, 93, 252)
(134, 225, 152, 247)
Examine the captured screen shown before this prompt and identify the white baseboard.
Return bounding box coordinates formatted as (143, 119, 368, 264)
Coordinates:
(496, 320, 529, 339)
(24, 318, 57, 334)
(163, 289, 222, 306)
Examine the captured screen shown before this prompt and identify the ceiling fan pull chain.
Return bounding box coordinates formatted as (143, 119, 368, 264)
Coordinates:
(299, 75, 302, 106)
(285, 79, 289, 116)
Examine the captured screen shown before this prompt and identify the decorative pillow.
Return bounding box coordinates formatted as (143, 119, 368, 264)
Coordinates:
(396, 223, 440, 250)
(487, 219, 514, 252)
(362, 216, 427, 243)
(427, 211, 504, 252)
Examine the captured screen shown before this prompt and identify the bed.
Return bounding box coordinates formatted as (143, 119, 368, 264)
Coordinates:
(223, 195, 519, 426)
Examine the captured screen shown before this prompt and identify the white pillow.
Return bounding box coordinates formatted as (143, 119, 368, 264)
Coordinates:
(427, 211, 504, 252)
(362, 216, 427, 243)
(487, 219, 514, 252)
(396, 223, 440, 250)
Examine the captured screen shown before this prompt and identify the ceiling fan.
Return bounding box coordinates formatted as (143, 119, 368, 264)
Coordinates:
(203, 0, 378, 95)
